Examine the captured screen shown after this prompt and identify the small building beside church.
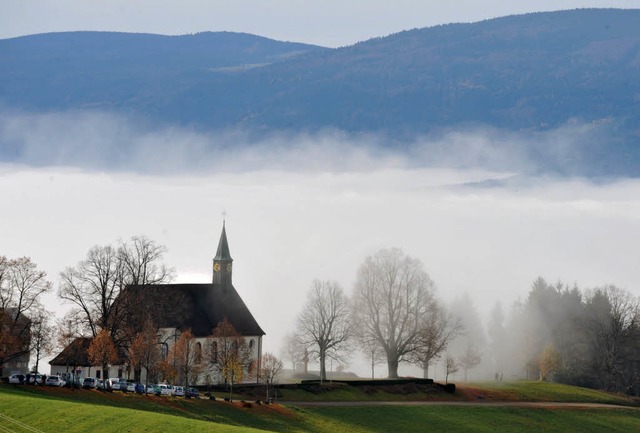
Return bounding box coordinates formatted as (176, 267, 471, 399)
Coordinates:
(50, 223, 265, 386)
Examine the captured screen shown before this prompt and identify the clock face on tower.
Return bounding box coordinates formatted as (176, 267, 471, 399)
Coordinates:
(213, 263, 221, 272)
(227, 263, 232, 272)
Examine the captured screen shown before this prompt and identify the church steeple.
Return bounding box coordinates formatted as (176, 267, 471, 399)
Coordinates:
(212, 220, 233, 285)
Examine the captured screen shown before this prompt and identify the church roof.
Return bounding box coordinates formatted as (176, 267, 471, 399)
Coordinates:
(123, 282, 264, 337)
(214, 222, 232, 261)
(49, 337, 127, 367)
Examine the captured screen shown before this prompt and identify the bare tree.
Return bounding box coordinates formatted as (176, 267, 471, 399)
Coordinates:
(459, 343, 482, 382)
(296, 280, 351, 381)
(58, 244, 123, 338)
(444, 353, 460, 384)
(410, 302, 463, 379)
(118, 236, 174, 286)
(259, 352, 283, 402)
(58, 236, 172, 343)
(352, 248, 435, 378)
(584, 286, 640, 391)
(360, 338, 386, 379)
(29, 306, 55, 374)
(210, 318, 252, 400)
(281, 332, 307, 373)
(0, 256, 52, 370)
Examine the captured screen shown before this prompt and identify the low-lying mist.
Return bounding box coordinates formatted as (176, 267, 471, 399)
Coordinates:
(1, 109, 639, 379)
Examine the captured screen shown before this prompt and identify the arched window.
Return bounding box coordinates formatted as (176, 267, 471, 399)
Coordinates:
(249, 339, 254, 350)
(210, 341, 218, 364)
(195, 342, 202, 364)
(161, 342, 169, 360)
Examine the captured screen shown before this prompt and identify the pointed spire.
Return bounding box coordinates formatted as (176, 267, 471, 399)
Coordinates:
(214, 220, 232, 261)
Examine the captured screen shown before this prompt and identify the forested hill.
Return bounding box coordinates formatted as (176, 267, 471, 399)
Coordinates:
(1, 9, 640, 175)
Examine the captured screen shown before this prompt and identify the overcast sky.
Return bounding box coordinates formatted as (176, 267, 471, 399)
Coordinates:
(1, 1, 639, 46)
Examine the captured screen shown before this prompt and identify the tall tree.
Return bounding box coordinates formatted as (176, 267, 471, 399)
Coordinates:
(584, 286, 640, 391)
(29, 306, 55, 374)
(259, 352, 283, 402)
(170, 329, 203, 389)
(128, 321, 162, 389)
(210, 318, 252, 400)
(0, 256, 52, 370)
(409, 301, 462, 379)
(87, 329, 118, 385)
(58, 236, 173, 343)
(296, 280, 351, 381)
(118, 236, 174, 286)
(352, 248, 435, 378)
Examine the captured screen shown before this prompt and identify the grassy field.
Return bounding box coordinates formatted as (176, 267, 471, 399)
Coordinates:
(0, 382, 638, 432)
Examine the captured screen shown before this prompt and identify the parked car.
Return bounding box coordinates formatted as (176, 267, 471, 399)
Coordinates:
(28, 374, 43, 385)
(45, 375, 66, 387)
(146, 384, 155, 394)
(185, 387, 200, 399)
(167, 384, 176, 396)
(174, 386, 184, 397)
(117, 379, 129, 392)
(109, 378, 122, 390)
(8, 374, 25, 384)
(126, 382, 136, 392)
(134, 383, 145, 394)
(154, 384, 172, 396)
(82, 377, 98, 389)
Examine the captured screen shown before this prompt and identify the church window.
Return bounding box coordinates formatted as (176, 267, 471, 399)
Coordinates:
(211, 341, 218, 364)
(195, 342, 202, 364)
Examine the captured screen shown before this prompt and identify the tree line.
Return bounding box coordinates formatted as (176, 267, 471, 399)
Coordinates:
(287, 249, 640, 394)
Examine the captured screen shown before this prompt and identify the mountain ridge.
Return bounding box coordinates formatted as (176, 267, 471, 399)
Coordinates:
(1, 9, 639, 176)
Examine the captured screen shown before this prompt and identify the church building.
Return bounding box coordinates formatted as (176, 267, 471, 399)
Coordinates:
(50, 222, 265, 386)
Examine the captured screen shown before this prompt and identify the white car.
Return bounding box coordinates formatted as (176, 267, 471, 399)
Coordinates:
(8, 374, 24, 384)
(174, 386, 184, 397)
(126, 382, 136, 392)
(45, 375, 66, 387)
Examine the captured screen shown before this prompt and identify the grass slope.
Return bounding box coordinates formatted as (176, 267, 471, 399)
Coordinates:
(1, 382, 638, 433)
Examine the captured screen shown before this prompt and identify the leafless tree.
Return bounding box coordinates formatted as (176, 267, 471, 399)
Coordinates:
(29, 306, 55, 374)
(118, 236, 174, 286)
(296, 280, 351, 381)
(352, 248, 435, 378)
(58, 236, 172, 343)
(410, 301, 463, 379)
(281, 332, 307, 374)
(444, 353, 460, 384)
(0, 256, 52, 369)
(458, 343, 482, 382)
(584, 285, 640, 391)
(259, 352, 283, 402)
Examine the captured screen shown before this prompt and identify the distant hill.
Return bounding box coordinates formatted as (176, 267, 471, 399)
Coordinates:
(1, 9, 640, 175)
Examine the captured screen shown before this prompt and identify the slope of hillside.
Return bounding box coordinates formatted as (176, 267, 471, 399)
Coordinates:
(1, 9, 639, 175)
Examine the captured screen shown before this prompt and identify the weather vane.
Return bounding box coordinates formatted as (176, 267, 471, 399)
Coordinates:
(222, 209, 227, 224)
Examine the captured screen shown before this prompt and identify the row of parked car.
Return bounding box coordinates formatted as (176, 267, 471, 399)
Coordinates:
(7, 373, 66, 387)
(81, 377, 199, 398)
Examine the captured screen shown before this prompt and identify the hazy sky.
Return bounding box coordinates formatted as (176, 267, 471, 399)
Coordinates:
(1, 1, 639, 46)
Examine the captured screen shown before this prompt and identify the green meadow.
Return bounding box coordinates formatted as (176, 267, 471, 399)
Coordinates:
(1, 382, 638, 433)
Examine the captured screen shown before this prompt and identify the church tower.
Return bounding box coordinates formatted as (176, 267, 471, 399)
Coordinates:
(212, 221, 233, 286)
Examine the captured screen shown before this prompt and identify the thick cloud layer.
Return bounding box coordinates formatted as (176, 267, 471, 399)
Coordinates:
(2, 109, 639, 377)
